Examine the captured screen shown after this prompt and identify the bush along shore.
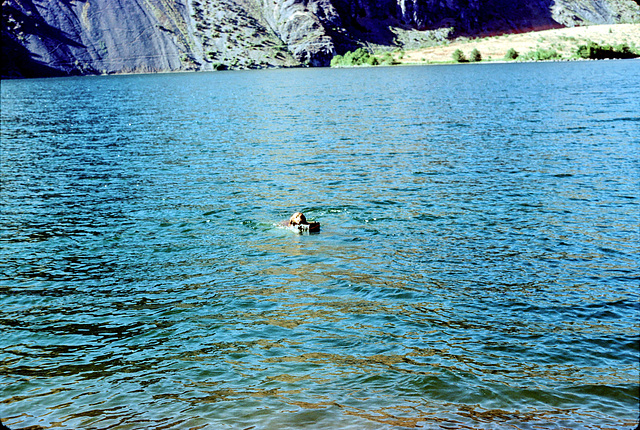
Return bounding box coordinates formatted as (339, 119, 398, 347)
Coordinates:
(330, 48, 400, 67)
(330, 24, 640, 67)
(450, 41, 639, 63)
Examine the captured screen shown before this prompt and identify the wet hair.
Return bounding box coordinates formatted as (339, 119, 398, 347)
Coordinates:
(290, 212, 307, 225)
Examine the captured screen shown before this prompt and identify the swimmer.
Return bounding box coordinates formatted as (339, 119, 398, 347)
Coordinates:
(282, 212, 320, 232)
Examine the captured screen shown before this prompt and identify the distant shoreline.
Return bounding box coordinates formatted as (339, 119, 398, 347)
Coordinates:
(4, 23, 638, 79)
(395, 23, 640, 65)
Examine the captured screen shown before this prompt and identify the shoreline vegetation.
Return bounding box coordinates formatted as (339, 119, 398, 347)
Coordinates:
(330, 23, 640, 67)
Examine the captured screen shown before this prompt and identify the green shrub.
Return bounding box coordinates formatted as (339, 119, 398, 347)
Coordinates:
(504, 48, 519, 60)
(330, 48, 394, 67)
(366, 55, 379, 66)
(379, 52, 399, 66)
(469, 48, 482, 62)
(452, 49, 467, 63)
(523, 48, 560, 61)
(330, 54, 344, 67)
(576, 41, 639, 60)
(331, 48, 372, 66)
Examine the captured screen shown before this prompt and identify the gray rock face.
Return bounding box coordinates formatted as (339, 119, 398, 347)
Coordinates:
(2, 0, 639, 77)
(245, 0, 340, 66)
(2, 0, 189, 77)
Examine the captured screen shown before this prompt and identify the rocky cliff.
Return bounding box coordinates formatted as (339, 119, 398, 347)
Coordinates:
(2, 0, 639, 77)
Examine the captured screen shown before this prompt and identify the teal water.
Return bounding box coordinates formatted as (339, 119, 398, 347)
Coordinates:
(1, 61, 639, 429)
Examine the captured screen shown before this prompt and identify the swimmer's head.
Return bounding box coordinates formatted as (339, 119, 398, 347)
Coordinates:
(289, 212, 307, 225)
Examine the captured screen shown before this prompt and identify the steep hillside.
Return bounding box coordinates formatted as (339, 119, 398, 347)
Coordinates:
(2, 0, 639, 77)
(2, 0, 190, 77)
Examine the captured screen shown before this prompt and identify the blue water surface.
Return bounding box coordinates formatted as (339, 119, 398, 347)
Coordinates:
(1, 60, 639, 429)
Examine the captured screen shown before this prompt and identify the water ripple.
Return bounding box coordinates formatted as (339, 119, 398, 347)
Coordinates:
(1, 61, 639, 429)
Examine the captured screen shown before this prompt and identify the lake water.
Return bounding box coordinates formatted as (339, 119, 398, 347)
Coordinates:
(1, 60, 639, 429)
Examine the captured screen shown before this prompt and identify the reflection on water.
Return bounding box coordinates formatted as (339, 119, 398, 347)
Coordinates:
(1, 61, 639, 429)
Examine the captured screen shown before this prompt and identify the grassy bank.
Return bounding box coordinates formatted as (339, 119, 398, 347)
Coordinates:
(400, 24, 640, 64)
(331, 24, 640, 66)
